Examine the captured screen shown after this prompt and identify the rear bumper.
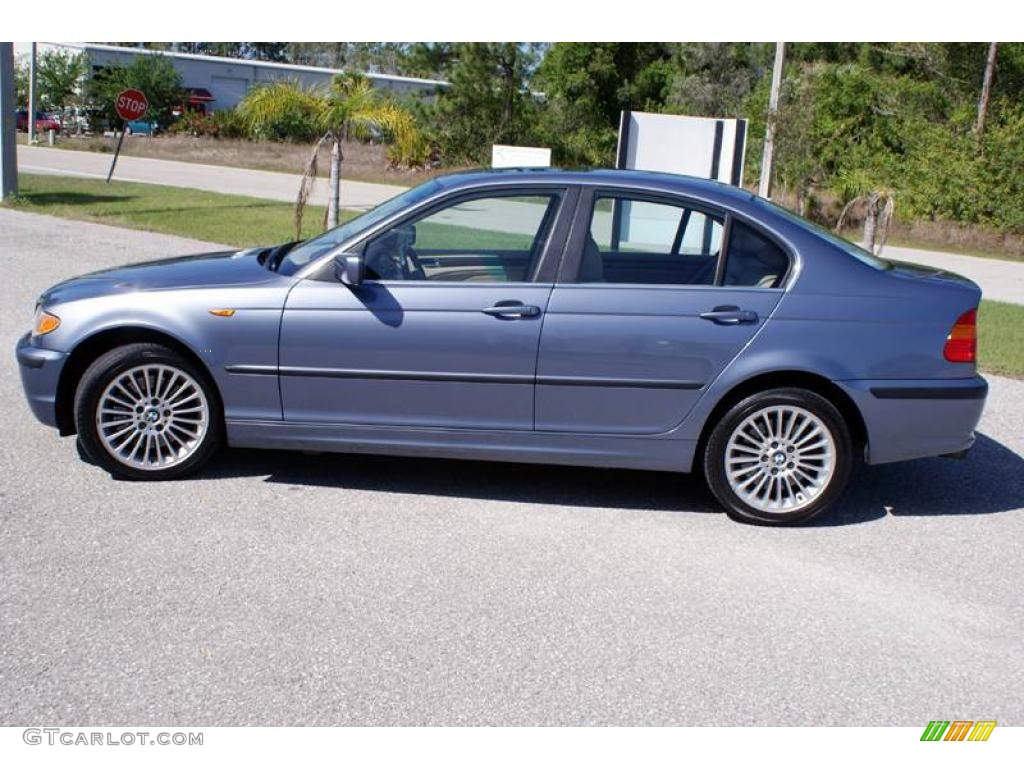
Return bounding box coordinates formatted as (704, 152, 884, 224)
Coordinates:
(15, 333, 68, 429)
(838, 376, 987, 465)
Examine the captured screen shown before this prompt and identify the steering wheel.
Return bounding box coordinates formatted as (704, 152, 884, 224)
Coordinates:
(366, 225, 427, 281)
(402, 244, 426, 280)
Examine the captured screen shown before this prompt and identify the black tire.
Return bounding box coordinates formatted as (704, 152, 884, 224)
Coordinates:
(74, 343, 222, 480)
(75, 434, 97, 465)
(703, 387, 853, 526)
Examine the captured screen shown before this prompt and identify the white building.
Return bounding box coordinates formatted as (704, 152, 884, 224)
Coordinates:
(17, 42, 448, 112)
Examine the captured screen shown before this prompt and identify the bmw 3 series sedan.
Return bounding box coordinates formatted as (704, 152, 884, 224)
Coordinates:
(16, 170, 988, 525)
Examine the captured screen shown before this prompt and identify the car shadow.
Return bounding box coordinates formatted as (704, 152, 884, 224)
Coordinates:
(21, 191, 130, 205)
(109, 201, 286, 216)
(197, 432, 1023, 526)
(831, 433, 1024, 520)
(201, 447, 721, 514)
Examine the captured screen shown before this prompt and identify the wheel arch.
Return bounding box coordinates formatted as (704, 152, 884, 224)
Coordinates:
(55, 326, 222, 436)
(694, 370, 868, 466)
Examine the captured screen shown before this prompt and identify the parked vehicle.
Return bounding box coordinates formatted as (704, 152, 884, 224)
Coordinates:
(16, 170, 987, 525)
(15, 110, 61, 133)
(123, 119, 158, 136)
(60, 106, 94, 135)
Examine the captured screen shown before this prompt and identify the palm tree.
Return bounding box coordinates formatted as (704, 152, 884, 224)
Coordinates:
(834, 170, 895, 256)
(238, 74, 420, 237)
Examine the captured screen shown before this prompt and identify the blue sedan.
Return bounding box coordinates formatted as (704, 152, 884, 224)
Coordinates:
(16, 170, 987, 525)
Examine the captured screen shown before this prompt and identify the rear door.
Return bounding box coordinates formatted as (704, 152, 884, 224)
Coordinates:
(535, 188, 788, 434)
(279, 186, 573, 430)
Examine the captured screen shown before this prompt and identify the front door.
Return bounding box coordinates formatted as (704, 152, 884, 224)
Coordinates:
(535, 189, 789, 434)
(279, 189, 569, 429)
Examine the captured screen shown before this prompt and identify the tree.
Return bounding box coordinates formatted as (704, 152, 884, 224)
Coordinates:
(37, 50, 88, 114)
(14, 56, 28, 107)
(535, 43, 673, 166)
(398, 43, 457, 79)
(238, 75, 420, 235)
(975, 43, 998, 136)
(248, 43, 288, 63)
(666, 43, 773, 118)
(86, 55, 184, 128)
(417, 43, 543, 165)
(834, 170, 896, 254)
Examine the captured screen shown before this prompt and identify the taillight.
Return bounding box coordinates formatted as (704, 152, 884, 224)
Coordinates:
(943, 308, 977, 363)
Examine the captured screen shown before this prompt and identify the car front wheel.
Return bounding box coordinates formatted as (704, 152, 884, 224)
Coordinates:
(703, 387, 853, 525)
(74, 343, 221, 480)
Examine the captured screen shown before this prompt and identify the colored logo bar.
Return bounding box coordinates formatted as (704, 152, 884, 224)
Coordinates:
(921, 720, 996, 741)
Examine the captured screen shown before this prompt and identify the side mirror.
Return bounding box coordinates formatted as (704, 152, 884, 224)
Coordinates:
(334, 252, 364, 287)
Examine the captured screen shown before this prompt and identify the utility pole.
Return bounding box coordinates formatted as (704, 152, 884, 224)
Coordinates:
(758, 42, 785, 199)
(0, 43, 17, 199)
(28, 43, 37, 145)
(975, 42, 998, 137)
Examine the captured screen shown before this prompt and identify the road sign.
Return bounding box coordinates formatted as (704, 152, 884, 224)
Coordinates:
(115, 89, 148, 122)
(107, 89, 149, 183)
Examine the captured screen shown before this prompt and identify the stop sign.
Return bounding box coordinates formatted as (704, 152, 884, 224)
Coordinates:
(114, 89, 149, 122)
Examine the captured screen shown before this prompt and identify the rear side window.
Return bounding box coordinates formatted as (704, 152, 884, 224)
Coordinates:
(722, 221, 789, 288)
(581, 194, 724, 285)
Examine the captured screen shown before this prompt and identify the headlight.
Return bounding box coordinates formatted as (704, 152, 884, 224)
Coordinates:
(33, 309, 61, 336)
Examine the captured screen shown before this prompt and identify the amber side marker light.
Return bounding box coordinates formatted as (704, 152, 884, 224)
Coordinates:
(943, 308, 977, 363)
(33, 310, 61, 336)
(208, 309, 236, 317)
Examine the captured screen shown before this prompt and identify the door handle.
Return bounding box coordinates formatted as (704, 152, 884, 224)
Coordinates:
(482, 302, 541, 319)
(699, 305, 759, 325)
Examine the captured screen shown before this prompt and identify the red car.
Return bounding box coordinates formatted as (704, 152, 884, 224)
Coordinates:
(15, 110, 61, 133)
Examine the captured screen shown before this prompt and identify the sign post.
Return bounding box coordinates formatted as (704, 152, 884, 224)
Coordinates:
(106, 88, 148, 183)
(0, 43, 17, 200)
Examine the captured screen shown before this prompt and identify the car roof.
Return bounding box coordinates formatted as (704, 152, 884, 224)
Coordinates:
(433, 167, 759, 205)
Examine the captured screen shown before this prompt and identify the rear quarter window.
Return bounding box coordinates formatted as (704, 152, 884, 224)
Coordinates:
(723, 221, 789, 288)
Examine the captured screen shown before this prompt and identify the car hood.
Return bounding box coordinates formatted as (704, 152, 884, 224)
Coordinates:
(39, 248, 278, 304)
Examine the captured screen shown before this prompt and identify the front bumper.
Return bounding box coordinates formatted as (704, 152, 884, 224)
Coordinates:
(838, 376, 988, 465)
(15, 333, 68, 429)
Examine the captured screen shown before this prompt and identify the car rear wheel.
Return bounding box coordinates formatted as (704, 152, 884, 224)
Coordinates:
(74, 343, 221, 480)
(703, 388, 852, 525)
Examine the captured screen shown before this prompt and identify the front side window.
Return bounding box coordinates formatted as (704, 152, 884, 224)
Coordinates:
(362, 193, 561, 282)
(277, 179, 444, 276)
(582, 195, 724, 285)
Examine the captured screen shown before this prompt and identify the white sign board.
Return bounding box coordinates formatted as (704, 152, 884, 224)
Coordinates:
(616, 111, 747, 186)
(491, 144, 552, 169)
(614, 111, 747, 248)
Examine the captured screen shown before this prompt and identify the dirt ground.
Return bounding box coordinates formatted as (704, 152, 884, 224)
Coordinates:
(37, 133, 449, 187)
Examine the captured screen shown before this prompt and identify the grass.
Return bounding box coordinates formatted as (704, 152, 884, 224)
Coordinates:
(6, 173, 1023, 378)
(978, 300, 1024, 378)
(6, 173, 354, 246)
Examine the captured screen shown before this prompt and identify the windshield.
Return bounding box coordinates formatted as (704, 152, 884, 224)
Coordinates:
(277, 179, 444, 276)
(753, 197, 892, 271)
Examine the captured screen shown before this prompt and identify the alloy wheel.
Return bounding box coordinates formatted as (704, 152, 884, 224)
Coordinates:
(94, 364, 210, 471)
(724, 404, 836, 515)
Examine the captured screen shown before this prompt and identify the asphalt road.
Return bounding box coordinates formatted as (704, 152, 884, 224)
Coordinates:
(18, 143, 408, 212)
(2, 209, 1023, 726)
(18, 144, 1024, 305)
